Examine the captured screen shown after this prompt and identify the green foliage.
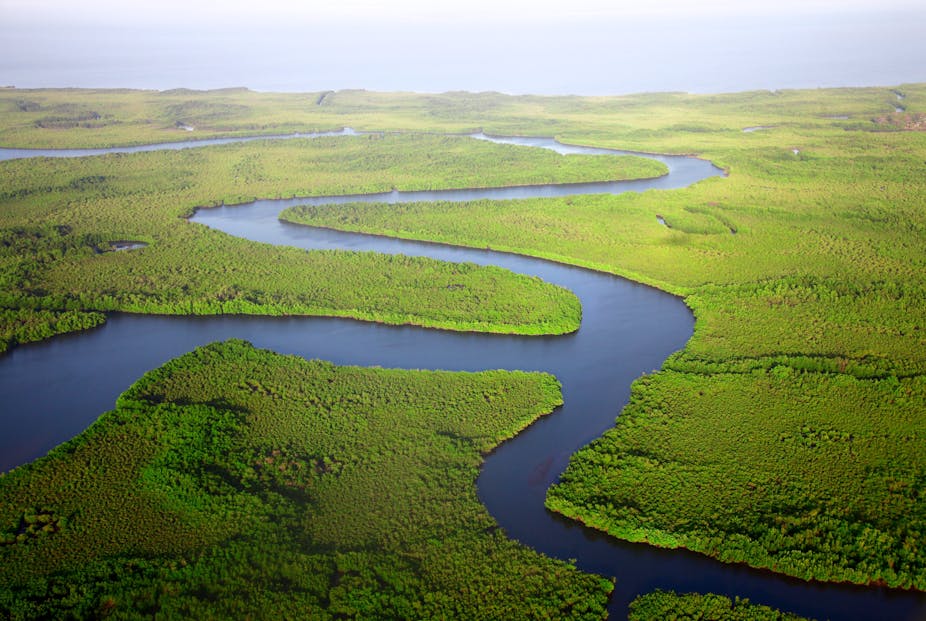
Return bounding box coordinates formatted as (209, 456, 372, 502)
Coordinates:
(1, 85, 917, 149)
(0, 307, 105, 353)
(547, 368, 926, 589)
(628, 590, 811, 621)
(0, 340, 611, 619)
(3, 84, 926, 601)
(0, 133, 628, 342)
(272, 85, 926, 589)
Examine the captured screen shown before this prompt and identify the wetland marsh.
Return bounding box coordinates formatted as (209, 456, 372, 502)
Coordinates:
(1, 86, 925, 619)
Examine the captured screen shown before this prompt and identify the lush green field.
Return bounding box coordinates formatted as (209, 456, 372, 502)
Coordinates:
(0, 340, 612, 619)
(0, 84, 926, 153)
(628, 590, 810, 621)
(0, 132, 669, 351)
(1, 85, 922, 150)
(277, 85, 926, 590)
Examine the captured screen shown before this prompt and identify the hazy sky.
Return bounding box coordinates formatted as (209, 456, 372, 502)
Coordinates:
(5, 0, 925, 20)
(2, 0, 924, 94)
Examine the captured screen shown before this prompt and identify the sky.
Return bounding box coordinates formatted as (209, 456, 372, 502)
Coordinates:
(5, 0, 925, 21)
(2, 0, 925, 94)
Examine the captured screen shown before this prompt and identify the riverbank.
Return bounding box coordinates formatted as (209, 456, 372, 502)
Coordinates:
(0, 340, 614, 619)
(2, 131, 665, 356)
(255, 86, 926, 596)
(1, 85, 924, 619)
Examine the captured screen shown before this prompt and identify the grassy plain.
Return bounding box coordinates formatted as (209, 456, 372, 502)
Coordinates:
(1, 85, 922, 149)
(0, 133, 668, 352)
(0, 340, 612, 618)
(277, 85, 926, 590)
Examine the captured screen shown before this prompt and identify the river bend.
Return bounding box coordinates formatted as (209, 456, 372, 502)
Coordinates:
(0, 131, 923, 620)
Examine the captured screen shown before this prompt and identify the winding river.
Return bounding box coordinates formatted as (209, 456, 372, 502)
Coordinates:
(1, 132, 924, 620)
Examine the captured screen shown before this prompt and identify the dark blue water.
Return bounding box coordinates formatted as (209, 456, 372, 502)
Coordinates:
(0, 133, 923, 620)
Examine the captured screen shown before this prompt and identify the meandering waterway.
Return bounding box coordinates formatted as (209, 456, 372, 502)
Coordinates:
(1, 131, 923, 620)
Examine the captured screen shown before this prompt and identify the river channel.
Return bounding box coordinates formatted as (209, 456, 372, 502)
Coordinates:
(0, 131, 923, 620)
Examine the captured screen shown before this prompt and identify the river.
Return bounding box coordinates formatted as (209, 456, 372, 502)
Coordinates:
(0, 131, 923, 620)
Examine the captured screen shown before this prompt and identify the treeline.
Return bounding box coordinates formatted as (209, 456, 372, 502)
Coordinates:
(0, 308, 105, 354)
(0, 222, 581, 339)
(0, 133, 657, 352)
(546, 367, 926, 590)
(273, 90, 926, 593)
(629, 590, 811, 621)
(3, 85, 917, 150)
(0, 340, 611, 619)
(281, 189, 926, 378)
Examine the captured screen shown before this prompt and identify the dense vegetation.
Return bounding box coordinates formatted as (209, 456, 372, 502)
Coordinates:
(547, 370, 926, 588)
(2, 85, 922, 150)
(0, 307, 105, 354)
(628, 591, 810, 621)
(0, 133, 668, 345)
(2, 85, 924, 616)
(0, 340, 612, 619)
(274, 86, 926, 590)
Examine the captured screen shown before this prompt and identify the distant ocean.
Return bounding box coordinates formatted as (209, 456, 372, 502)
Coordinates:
(2, 10, 924, 94)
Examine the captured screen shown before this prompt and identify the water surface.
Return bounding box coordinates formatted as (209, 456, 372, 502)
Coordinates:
(0, 128, 357, 161)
